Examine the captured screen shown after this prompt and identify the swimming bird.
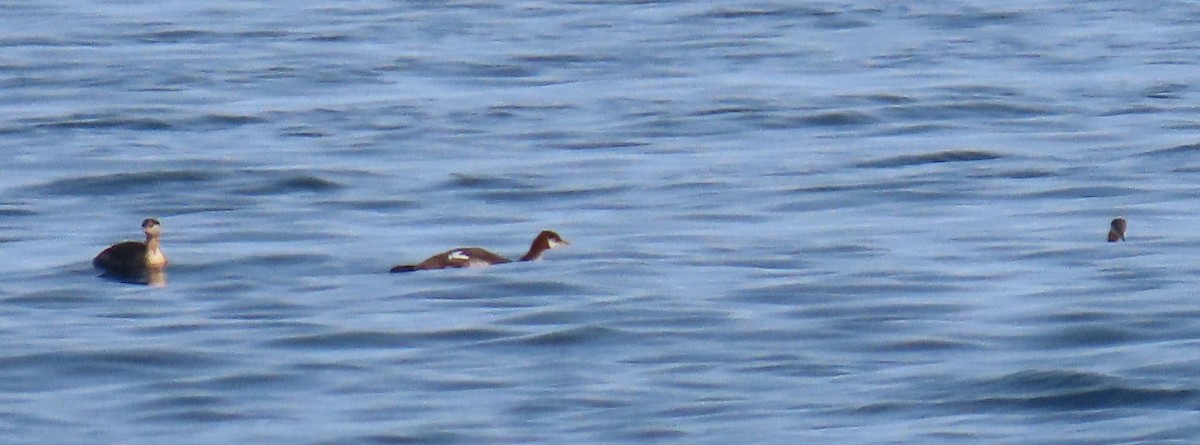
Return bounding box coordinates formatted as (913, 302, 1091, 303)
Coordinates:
(390, 230, 568, 273)
(93, 218, 168, 286)
(1107, 217, 1126, 242)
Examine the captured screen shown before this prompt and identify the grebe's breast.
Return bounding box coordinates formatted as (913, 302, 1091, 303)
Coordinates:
(145, 248, 168, 269)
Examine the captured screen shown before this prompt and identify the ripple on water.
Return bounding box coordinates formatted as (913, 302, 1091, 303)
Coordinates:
(267, 330, 419, 350)
(855, 149, 1005, 168)
(953, 369, 1200, 412)
(2, 289, 93, 309)
(235, 175, 343, 195)
(506, 325, 633, 348)
(753, 110, 881, 130)
(0, 349, 226, 392)
(29, 170, 218, 196)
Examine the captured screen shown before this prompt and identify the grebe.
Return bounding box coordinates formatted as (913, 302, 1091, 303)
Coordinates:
(93, 218, 168, 286)
(1107, 217, 1126, 242)
(390, 230, 568, 273)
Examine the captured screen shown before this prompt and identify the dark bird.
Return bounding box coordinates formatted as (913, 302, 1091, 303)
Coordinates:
(1107, 217, 1127, 242)
(93, 218, 168, 286)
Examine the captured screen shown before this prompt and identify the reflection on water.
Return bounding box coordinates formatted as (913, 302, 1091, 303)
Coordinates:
(146, 269, 167, 288)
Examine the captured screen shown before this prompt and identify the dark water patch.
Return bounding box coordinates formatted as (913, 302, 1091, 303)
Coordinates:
(268, 330, 417, 350)
(870, 123, 956, 136)
(132, 398, 248, 424)
(516, 53, 615, 66)
(698, 6, 789, 19)
(856, 149, 1004, 168)
(690, 105, 760, 117)
(418, 376, 511, 392)
(756, 110, 880, 129)
(1027, 185, 1137, 198)
(770, 195, 878, 212)
(29, 170, 217, 196)
(0, 36, 104, 48)
(0, 349, 225, 389)
(281, 125, 329, 138)
(1143, 83, 1188, 100)
(1101, 105, 1164, 117)
(133, 394, 236, 417)
(1035, 324, 1141, 348)
(804, 243, 887, 257)
(243, 253, 335, 266)
(613, 310, 732, 330)
(917, 7, 1031, 30)
(508, 325, 630, 348)
(508, 395, 631, 420)
(617, 428, 689, 442)
(737, 353, 847, 377)
(695, 4, 876, 28)
(1144, 142, 1200, 157)
(337, 431, 471, 445)
(951, 369, 1199, 412)
(26, 114, 174, 131)
(130, 29, 222, 44)
(886, 101, 1051, 121)
(138, 408, 247, 423)
(622, 350, 737, 369)
(703, 255, 801, 270)
(189, 372, 302, 392)
(0, 206, 36, 217)
(237, 175, 343, 195)
(657, 400, 736, 418)
(969, 167, 1059, 179)
(444, 173, 534, 191)
(425, 61, 539, 80)
(131, 321, 216, 336)
(551, 141, 648, 150)
(412, 327, 515, 343)
(291, 360, 368, 373)
(501, 309, 584, 327)
(855, 93, 917, 105)
(303, 34, 354, 43)
(2, 289, 91, 308)
(196, 113, 265, 128)
(475, 184, 631, 202)
(318, 198, 420, 211)
(807, 302, 972, 327)
(869, 337, 980, 353)
(671, 208, 772, 223)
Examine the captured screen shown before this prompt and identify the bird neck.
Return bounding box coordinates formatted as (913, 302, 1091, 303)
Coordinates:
(144, 234, 167, 268)
(519, 238, 548, 262)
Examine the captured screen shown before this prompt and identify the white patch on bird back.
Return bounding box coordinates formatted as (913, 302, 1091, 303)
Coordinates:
(448, 250, 469, 261)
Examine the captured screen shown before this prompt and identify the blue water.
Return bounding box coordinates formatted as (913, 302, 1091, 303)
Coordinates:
(3, 1, 1200, 443)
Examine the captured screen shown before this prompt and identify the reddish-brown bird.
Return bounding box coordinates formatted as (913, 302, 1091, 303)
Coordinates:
(93, 218, 168, 286)
(1107, 217, 1127, 242)
(390, 230, 569, 273)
